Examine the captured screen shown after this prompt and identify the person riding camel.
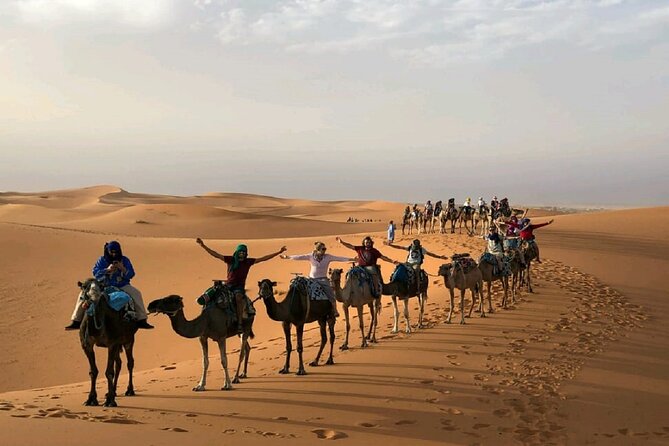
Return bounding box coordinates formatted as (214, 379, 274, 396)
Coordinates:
(447, 198, 456, 209)
(424, 200, 433, 217)
(280, 242, 355, 318)
(196, 238, 286, 334)
(384, 239, 445, 292)
(65, 240, 154, 330)
(494, 216, 526, 267)
(519, 218, 554, 263)
(462, 197, 473, 214)
(485, 226, 505, 273)
(434, 200, 443, 216)
(490, 196, 499, 212)
(477, 197, 487, 214)
(336, 236, 398, 298)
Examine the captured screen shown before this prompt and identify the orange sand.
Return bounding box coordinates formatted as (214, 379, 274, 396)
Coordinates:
(0, 187, 666, 445)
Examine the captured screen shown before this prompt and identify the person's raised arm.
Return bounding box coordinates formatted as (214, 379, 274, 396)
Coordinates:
(379, 254, 400, 265)
(326, 254, 357, 263)
(196, 238, 226, 261)
(424, 249, 446, 260)
(280, 253, 310, 261)
(383, 240, 405, 251)
(335, 237, 356, 251)
(255, 246, 287, 264)
(533, 219, 554, 230)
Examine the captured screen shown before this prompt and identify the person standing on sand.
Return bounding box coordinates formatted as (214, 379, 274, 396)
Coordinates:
(279, 241, 355, 318)
(335, 236, 398, 298)
(196, 238, 286, 333)
(387, 220, 396, 243)
(65, 240, 153, 330)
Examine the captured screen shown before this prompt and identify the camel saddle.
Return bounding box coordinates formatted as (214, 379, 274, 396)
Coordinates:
(452, 254, 477, 273)
(198, 283, 256, 319)
(290, 276, 330, 301)
(479, 253, 511, 277)
(390, 263, 427, 292)
(346, 266, 380, 298)
(86, 286, 137, 321)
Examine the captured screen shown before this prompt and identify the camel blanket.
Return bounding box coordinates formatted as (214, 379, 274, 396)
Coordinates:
(199, 284, 256, 317)
(346, 266, 380, 298)
(479, 253, 511, 277)
(390, 263, 427, 292)
(290, 276, 330, 301)
(454, 257, 478, 273)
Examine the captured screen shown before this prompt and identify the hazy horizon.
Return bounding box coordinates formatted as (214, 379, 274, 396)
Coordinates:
(1, 1, 667, 207)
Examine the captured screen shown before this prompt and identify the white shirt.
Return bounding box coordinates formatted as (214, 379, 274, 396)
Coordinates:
(287, 253, 352, 279)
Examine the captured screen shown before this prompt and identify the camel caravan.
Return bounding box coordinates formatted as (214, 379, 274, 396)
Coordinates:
(65, 198, 553, 406)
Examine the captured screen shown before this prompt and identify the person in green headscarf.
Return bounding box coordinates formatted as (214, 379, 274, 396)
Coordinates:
(196, 238, 286, 333)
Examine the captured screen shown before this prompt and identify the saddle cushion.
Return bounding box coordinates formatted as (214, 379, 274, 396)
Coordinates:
(346, 266, 380, 298)
(104, 287, 132, 312)
(455, 257, 478, 273)
(391, 263, 427, 290)
(291, 277, 330, 301)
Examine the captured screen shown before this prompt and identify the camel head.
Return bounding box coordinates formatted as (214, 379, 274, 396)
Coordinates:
(329, 268, 343, 287)
(78, 278, 105, 304)
(257, 279, 277, 301)
(438, 263, 456, 285)
(147, 295, 184, 316)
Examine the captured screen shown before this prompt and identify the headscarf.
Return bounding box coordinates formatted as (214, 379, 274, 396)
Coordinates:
(229, 244, 248, 271)
(104, 240, 123, 262)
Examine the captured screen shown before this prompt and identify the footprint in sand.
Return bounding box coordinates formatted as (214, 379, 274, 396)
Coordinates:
(493, 409, 512, 417)
(356, 422, 378, 428)
(447, 408, 463, 415)
(395, 420, 417, 425)
(273, 416, 288, 420)
(311, 429, 348, 440)
(223, 428, 236, 434)
(161, 427, 188, 433)
(163, 366, 176, 370)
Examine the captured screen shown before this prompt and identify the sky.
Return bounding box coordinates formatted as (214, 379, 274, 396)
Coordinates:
(0, 0, 667, 206)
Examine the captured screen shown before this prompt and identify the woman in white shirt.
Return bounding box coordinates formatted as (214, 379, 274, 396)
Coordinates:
(280, 241, 355, 317)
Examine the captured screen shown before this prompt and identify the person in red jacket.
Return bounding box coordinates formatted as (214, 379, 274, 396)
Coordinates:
(519, 218, 554, 263)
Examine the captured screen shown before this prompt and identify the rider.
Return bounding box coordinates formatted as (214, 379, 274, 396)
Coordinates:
(485, 226, 505, 273)
(477, 197, 487, 214)
(519, 218, 554, 263)
(336, 236, 398, 298)
(463, 197, 473, 213)
(280, 242, 354, 318)
(65, 240, 153, 330)
(196, 238, 286, 333)
(384, 239, 445, 291)
(495, 216, 526, 267)
(424, 200, 433, 216)
(434, 200, 443, 216)
(490, 196, 499, 212)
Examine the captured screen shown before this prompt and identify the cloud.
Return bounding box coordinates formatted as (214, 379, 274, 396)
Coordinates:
(196, 0, 668, 64)
(8, 0, 178, 28)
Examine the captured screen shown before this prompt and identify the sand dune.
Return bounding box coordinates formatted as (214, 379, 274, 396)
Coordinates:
(0, 187, 667, 445)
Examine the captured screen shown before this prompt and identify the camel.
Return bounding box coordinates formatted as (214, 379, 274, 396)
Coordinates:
(422, 208, 433, 233)
(409, 210, 423, 235)
(382, 264, 429, 334)
(330, 268, 380, 349)
(77, 278, 138, 407)
(521, 241, 539, 293)
(474, 207, 491, 236)
(401, 209, 412, 235)
(457, 206, 476, 235)
(440, 206, 459, 234)
(257, 278, 335, 375)
(429, 206, 442, 234)
(437, 255, 484, 324)
(147, 293, 254, 391)
(477, 254, 509, 312)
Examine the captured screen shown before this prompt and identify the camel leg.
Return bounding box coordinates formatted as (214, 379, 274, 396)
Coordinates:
(391, 295, 400, 333)
(487, 281, 495, 313)
(112, 351, 122, 395)
(232, 334, 247, 383)
(84, 346, 99, 406)
(467, 287, 476, 318)
(527, 263, 533, 293)
(242, 337, 251, 378)
(124, 341, 135, 396)
(369, 299, 380, 343)
(357, 305, 368, 347)
(296, 324, 307, 375)
(325, 318, 335, 365)
(103, 346, 120, 407)
(402, 299, 412, 334)
(446, 288, 455, 324)
(279, 321, 292, 374)
(340, 304, 351, 350)
(418, 291, 426, 328)
(217, 340, 232, 390)
(310, 321, 327, 366)
(460, 290, 466, 324)
(365, 302, 374, 342)
(193, 336, 209, 391)
(478, 284, 486, 318)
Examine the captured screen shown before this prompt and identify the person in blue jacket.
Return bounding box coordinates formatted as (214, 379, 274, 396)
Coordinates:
(65, 240, 153, 330)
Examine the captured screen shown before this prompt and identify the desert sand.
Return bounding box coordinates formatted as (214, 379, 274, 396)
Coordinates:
(0, 187, 667, 445)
